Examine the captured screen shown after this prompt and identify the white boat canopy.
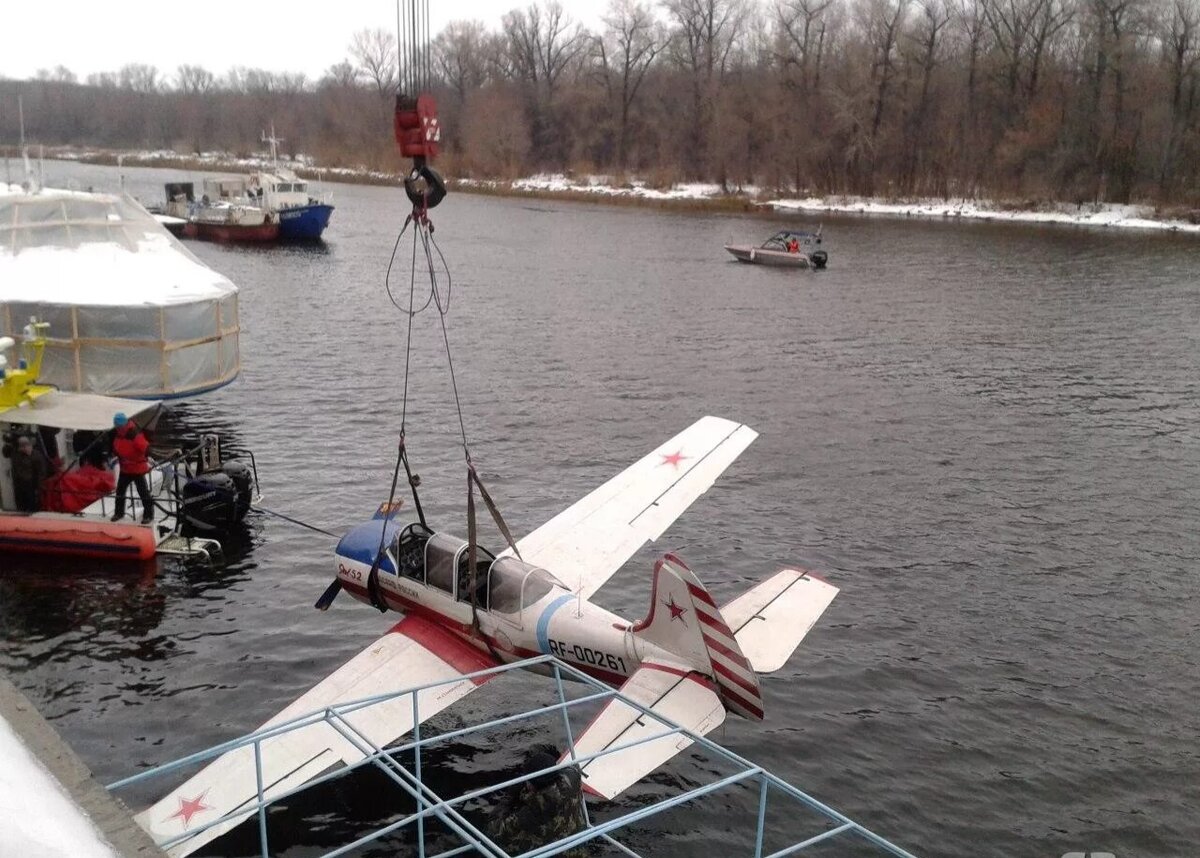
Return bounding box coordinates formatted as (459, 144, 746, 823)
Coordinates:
(0, 391, 159, 431)
(0, 187, 240, 399)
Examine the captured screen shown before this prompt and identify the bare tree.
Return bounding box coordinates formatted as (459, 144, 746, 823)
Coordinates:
(501, 2, 589, 161)
(900, 0, 952, 191)
(322, 61, 361, 89)
(350, 27, 398, 99)
(502, 2, 588, 98)
(1158, 0, 1200, 191)
(663, 0, 747, 176)
(176, 65, 215, 95)
(776, 0, 834, 90)
(435, 19, 490, 103)
(84, 72, 117, 88)
(35, 66, 77, 83)
(598, 0, 664, 167)
(118, 63, 160, 93)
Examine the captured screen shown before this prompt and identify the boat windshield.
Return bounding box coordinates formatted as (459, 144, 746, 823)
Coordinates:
(764, 230, 818, 250)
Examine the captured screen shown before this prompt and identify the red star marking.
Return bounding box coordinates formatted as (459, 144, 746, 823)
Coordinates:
(659, 450, 689, 469)
(166, 791, 211, 829)
(664, 596, 687, 624)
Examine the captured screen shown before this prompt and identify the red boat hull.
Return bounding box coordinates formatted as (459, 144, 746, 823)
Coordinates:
(183, 221, 280, 243)
(0, 514, 158, 560)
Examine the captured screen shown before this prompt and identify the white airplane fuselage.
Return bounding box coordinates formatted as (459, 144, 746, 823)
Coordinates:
(334, 523, 659, 687)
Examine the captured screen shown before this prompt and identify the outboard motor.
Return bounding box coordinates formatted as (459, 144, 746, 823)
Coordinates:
(221, 460, 254, 520)
(810, 249, 829, 269)
(177, 434, 257, 534)
(181, 471, 240, 533)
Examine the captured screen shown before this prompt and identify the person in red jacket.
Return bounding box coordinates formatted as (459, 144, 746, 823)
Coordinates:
(111, 412, 154, 523)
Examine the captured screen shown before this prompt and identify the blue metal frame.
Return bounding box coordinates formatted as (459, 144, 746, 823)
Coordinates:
(109, 655, 919, 858)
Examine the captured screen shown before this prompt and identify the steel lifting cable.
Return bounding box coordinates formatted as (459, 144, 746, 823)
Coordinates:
(372, 0, 522, 632)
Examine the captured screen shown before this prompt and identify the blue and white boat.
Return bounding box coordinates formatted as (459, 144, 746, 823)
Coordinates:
(242, 129, 335, 241)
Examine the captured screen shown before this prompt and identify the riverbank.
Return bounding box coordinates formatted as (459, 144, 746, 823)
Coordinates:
(14, 146, 1200, 234)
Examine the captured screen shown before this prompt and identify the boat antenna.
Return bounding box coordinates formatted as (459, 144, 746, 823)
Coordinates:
(260, 124, 282, 169)
(17, 94, 37, 192)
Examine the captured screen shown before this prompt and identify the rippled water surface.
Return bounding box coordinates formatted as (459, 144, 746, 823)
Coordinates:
(3, 161, 1199, 858)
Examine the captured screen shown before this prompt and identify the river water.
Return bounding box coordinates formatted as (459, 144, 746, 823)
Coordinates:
(2, 161, 1198, 858)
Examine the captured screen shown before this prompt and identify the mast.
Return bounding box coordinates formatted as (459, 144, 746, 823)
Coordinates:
(260, 124, 282, 170)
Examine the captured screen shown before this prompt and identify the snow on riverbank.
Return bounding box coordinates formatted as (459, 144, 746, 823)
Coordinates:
(494, 173, 1200, 233)
(37, 150, 1200, 234)
(767, 195, 1200, 233)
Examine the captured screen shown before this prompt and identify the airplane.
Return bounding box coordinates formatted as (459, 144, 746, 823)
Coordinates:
(136, 416, 839, 856)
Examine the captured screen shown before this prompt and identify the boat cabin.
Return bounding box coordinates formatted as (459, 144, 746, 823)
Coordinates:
(246, 169, 319, 212)
(201, 177, 252, 204)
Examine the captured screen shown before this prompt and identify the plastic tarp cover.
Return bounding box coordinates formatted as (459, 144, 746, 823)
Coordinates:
(0, 391, 159, 430)
(219, 293, 239, 331)
(76, 304, 161, 341)
(79, 344, 162, 395)
(167, 341, 219, 392)
(219, 333, 239, 379)
(3, 302, 74, 340)
(35, 344, 77, 390)
(164, 300, 218, 341)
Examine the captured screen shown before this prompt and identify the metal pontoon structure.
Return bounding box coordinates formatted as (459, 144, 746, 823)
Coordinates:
(109, 655, 919, 858)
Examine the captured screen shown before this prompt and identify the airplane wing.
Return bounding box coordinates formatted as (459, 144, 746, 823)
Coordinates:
(562, 661, 726, 800)
(512, 416, 757, 602)
(720, 569, 839, 674)
(136, 616, 498, 857)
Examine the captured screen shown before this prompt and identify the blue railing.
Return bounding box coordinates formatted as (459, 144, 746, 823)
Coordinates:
(108, 655, 919, 858)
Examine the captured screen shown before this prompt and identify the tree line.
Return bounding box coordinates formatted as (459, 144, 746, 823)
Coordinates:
(3, 0, 1198, 205)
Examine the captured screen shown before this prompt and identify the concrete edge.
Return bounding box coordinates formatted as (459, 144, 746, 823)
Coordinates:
(0, 674, 165, 857)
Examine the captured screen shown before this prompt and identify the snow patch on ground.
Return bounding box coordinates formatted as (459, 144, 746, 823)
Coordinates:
(37, 149, 1199, 234)
(0, 716, 120, 858)
(766, 195, 1200, 233)
(478, 174, 1198, 232)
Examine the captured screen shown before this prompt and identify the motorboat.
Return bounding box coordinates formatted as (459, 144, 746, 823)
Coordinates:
(725, 229, 828, 269)
(0, 323, 258, 562)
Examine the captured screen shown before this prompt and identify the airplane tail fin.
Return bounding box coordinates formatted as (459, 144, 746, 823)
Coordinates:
(633, 554, 765, 720)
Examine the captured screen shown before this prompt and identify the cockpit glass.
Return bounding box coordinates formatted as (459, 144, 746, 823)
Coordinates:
(487, 557, 561, 613)
(425, 533, 465, 593)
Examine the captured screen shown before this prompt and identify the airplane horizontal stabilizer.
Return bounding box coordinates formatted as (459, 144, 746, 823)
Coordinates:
(562, 661, 725, 801)
(136, 616, 498, 857)
(720, 569, 839, 674)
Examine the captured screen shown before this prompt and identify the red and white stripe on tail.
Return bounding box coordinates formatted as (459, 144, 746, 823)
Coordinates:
(632, 554, 766, 720)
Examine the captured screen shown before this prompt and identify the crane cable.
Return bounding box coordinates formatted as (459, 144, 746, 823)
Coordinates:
(370, 0, 521, 639)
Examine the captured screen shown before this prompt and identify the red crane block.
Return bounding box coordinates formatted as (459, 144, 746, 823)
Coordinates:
(394, 93, 441, 162)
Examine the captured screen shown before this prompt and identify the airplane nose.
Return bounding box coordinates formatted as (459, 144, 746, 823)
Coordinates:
(335, 520, 397, 571)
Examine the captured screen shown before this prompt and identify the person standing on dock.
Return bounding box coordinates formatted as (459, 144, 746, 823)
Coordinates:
(110, 413, 154, 524)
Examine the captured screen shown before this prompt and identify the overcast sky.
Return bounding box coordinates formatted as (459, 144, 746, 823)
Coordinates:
(2, 0, 609, 83)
